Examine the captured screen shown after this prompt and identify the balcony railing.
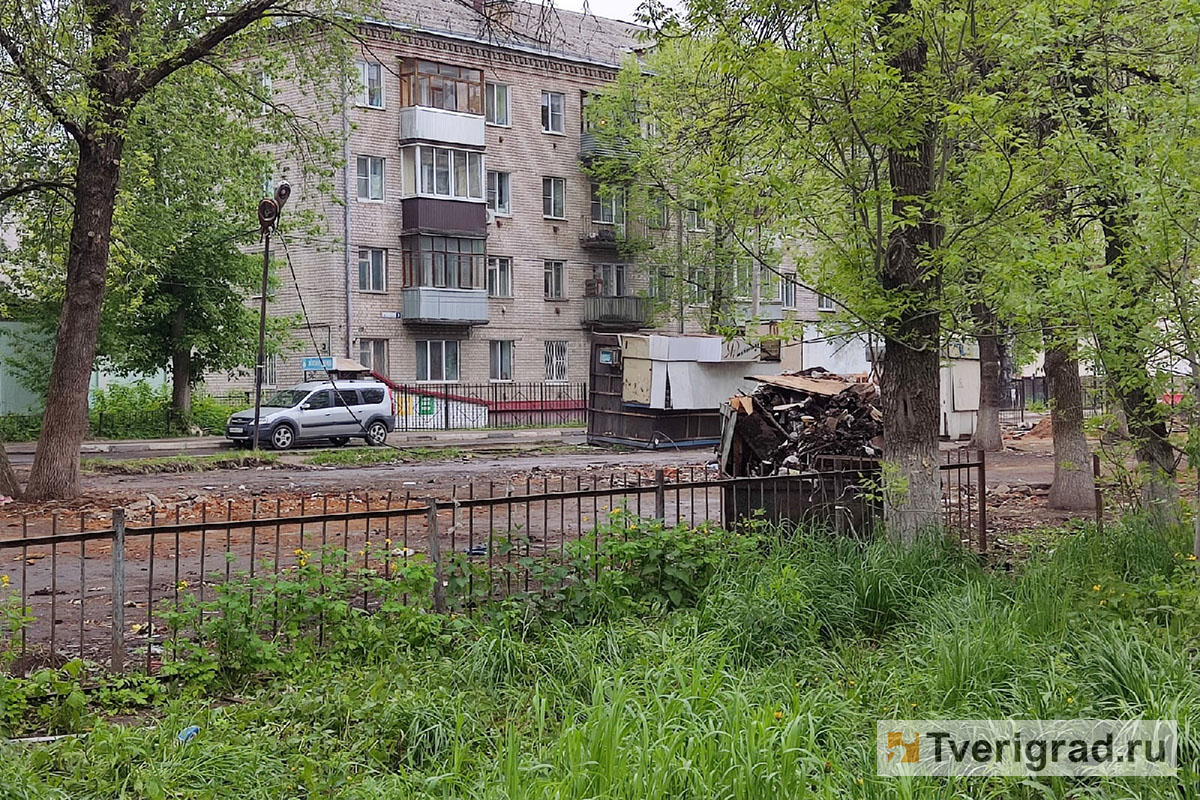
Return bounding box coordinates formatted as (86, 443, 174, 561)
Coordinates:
(401, 287, 489, 325)
(580, 130, 633, 162)
(583, 295, 647, 330)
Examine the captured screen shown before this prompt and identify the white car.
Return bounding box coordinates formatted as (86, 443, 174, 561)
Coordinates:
(225, 379, 395, 450)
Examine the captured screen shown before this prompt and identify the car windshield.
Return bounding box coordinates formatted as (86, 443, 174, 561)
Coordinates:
(262, 390, 309, 408)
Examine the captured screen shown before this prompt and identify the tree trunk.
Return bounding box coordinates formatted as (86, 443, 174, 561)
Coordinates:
(970, 305, 1003, 452)
(880, 4, 942, 542)
(24, 134, 125, 501)
(169, 303, 192, 415)
(171, 351, 192, 416)
(1043, 335, 1095, 510)
(0, 436, 22, 500)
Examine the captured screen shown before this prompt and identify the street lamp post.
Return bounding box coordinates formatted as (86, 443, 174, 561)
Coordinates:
(251, 183, 290, 451)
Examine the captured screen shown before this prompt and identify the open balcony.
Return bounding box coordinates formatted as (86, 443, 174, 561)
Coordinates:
(580, 131, 634, 164)
(583, 295, 647, 331)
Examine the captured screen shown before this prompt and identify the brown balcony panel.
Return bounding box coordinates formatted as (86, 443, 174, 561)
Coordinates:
(402, 197, 487, 236)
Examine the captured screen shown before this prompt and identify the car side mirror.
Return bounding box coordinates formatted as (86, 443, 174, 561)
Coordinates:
(301, 403, 311, 410)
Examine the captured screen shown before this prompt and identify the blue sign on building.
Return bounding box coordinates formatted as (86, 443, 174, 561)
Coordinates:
(301, 357, 334, 372)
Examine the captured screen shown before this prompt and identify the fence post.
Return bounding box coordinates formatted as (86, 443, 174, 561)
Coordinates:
(977, 450, 987, 553)
(654, 468, 666, 521)
(443, 386, 450, 431)
(426, 501, 447, 613)
(111, 508, 126, 672)
(1093, 453, 1104, 534)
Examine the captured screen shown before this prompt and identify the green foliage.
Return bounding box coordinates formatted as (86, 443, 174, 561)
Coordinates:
(5, 517, 1200, 796)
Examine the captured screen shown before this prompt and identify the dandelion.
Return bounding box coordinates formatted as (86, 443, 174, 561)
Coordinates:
(0, 574, 9, 587)
(774, 710, 783, 720)
(1092, 584, 1101, 592)
(294, 548, 304, 556)
(1100, 599, 1107, 606)
(1189, 554, 1197, 562)
(1067, 697, 1075, 704)
(384, 538, 392, 546)
(176, 580, 188, 590)
(298, 559, 308, 568)
(911, 703, 918, 709)
(848, 680, 856, 687)
(365, 541, 372, 548)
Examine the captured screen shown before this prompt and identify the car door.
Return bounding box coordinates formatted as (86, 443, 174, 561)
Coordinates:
(330, 388, 360, 435)
(297, 389, 335, 438)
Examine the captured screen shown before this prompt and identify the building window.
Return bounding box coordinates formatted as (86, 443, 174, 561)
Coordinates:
(487, 256, 512, 298)
(541, 91, 565, 133)
(759, 264, 780, 303)
(684, 200, 706, 231)
(356, 61, 384, 108)
(401, 145, 483, 200)
(263, 354, 278, 388)
(416, 340, 459, 383)
(780, 276, 797, 309)
(356, 155, 384, 201)
(543, 260, 565, 299)
(542, 177, 565, 219)
(487, 170, 510, 216)
(544, 340, 568, 383)
(649, 195, 669, 229)
(817, 293, 836, 312)
(485, 82, 510, 125)
(589, 183, 625, 225)
(399, 59, 482, 114)
(593, 263, 627, 297)
(358, 338, 388, 373)
(357, 248, 386, 292)
(401, 235, 484, 289)
(251, 70, 272, 115)
(489, 340, 513, 381)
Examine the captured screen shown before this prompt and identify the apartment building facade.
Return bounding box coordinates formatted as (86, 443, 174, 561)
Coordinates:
(206, 0, 842, 396)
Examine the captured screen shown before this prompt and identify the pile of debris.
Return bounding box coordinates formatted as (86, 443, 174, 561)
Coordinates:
(718, 368, 883, 476)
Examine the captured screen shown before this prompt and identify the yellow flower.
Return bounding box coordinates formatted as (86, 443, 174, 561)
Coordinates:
(1099, 599, 1107, 606)
(294, 548, 304, 556)
(1067, 697, 1075, 704)
(1092, 585, 1101, 592)
(0, 574, 9, 586)
(1188, 554, 1197, 562)
(911, 703, 918, 709)
(848, 680, 856, 687)
(298, 558, 308, 568)
(856, 778, 864, 786)
(384, 538, 392, 546)
(177, 580, 188, 590)
(774, 710, 783, 720)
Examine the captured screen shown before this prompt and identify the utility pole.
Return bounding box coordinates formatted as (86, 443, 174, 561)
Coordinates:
(252, 183, 290, 450)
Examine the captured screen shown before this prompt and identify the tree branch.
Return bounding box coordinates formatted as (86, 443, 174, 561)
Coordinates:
(0, 177, 76, 204)
(130, 0, 281, 99)
(0, 25, 84, 141)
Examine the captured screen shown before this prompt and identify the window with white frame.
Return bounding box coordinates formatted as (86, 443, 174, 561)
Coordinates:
(358, 338, 387, 373)
(544, 340, 568, 382)
(487, 256, 512, 298)
(542, 177, 565, 219)
(589, 183, 625, 225)
(485, 82, 510, 126)
(486, 170, 510, 216)
(541, 91, 565, 133)
(251, 70, 272, 115)
(593, 263, 627, 297)
(780, 276, 797, 308)
(356, 156, 384, 201)
(817, 293, 836, 312)
(356, 61, 384, 108)
(489, 340, 513, 381)
(263, 354, 278, 388)
(684, 200, 706, 231)
(357, 248, 386, 292)
(543, 260, 565, 299)
(401, 145, 483, 200)
(759, 265, 780, 302)
(649, 195, 669, 229)
(415, 340, 459, 382)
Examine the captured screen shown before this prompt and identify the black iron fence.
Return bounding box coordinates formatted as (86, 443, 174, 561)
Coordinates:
(0, 455, 984, 670)
(999, 375, 1106, 427)
(392, 382, 587, 431)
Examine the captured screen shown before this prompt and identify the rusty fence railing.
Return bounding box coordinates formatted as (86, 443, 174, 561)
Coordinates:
(0, 457, 983, 671)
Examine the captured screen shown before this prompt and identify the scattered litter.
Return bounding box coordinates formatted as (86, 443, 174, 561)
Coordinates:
(177, 725, 200, 744)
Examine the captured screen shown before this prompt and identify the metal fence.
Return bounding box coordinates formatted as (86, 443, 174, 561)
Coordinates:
(999, 375, 1106, 427)
(392, 382, 587, 431)
(0, 454, 983, 671)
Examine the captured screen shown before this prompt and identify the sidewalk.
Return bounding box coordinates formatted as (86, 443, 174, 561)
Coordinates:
(5, 427, 586, 456)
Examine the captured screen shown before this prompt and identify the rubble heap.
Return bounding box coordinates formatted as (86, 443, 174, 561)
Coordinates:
(718, 368, 883, 476)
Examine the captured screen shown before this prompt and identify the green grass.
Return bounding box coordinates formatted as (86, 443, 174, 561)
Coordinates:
(303, 446, 464, 466)
(80, 452, 280, 474)
(3, 517, 1199, 798)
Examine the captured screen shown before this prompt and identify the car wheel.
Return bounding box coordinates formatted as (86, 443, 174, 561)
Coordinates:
(365, 420, 388, 446)
(270, 424, 296, 451)
(328, 436, 350, 447)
